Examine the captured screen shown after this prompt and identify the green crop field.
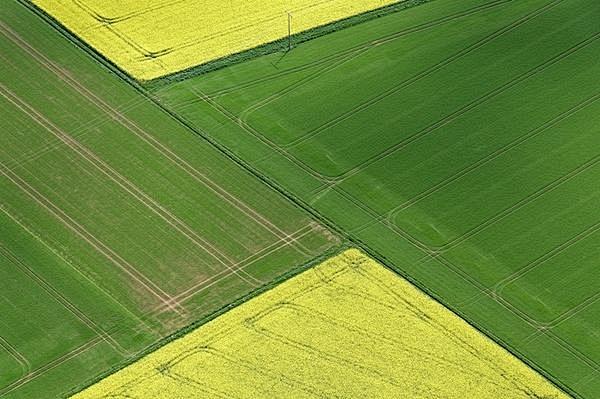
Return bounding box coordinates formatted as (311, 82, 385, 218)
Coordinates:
(0, 2, 339, 398)
(157, 0, 600, 397)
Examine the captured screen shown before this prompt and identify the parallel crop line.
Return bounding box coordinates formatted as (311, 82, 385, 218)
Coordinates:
(0, 337, 103, 396)
(0, 21, 312, 260)
(494, 221, 600, 296)
(193, 0, 513, 100)
(0, 244, 128, 356)
(346, 91, 600, 240)
(114, 0, 354, 58)
(300, 0, 569, 184)
(0, 335, 30, 379)
(435, 153, 600, 252)
(431, 253, 600, 378)
(0, 164, 177, 313)
(521, 293, 600, 345)
(0, 206, 159, 336)
(200, 0, 564, 189)
(188, 49, 366, 184)
(4, 94, 148, 173)
(284, 0, 563, 151)
(0, 84, 260, 287)
(72, 0, 189, 24)
(387, 88, 600, 217)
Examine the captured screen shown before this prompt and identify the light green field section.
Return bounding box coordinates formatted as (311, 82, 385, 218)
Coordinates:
(158, 0, 600, 397)
(73, 250, 568, 399)
(0, 1, 338, 397)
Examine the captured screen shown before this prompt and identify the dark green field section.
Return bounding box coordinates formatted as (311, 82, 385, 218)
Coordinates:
(0, 2, 339, 397)
(157, 0, 600, 397)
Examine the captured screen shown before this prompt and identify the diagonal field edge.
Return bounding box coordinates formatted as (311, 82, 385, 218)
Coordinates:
(14, 1, 581, 399)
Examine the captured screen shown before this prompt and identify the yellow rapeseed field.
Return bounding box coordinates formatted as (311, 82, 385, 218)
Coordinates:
(72, 249, 567, 398)
(32, 0, 400, 80)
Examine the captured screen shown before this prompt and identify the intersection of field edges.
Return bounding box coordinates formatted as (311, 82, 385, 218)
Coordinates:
(71, 249, 568, 399)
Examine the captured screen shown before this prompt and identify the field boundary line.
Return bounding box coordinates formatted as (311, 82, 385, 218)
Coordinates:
(351, 266, 543, 395)
(143, 0, 441, 85)
(346, 91, 600, 248)
(221, 0, 508, 118)
(431, 254, 600, 381)
(118, 0, 347, 56)
(313, 55, 599, 205)
(187, 63, 356, 184)
(172, 224, 314, 299)
(20, 1, 581, 396)
(0, 20, 317, 259)
(178, 7, 595, 392)
(70, 0, 172, 70)
(321, 187, 496, 297)
(335, 185, 436, 253)
(17, 0, 444, 90)
(357, 269, 576, 394)
(81, 0, 354, 64)
(63, 244, 344, 398)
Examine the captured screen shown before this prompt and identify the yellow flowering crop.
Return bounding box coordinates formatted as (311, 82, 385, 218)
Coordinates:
(72, 249, 567, 398)
(32, 0, 400, 81)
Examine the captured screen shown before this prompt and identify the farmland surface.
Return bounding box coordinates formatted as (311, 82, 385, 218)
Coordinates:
(72, 249, 568, 399)
(32, 0, 403, 81)
(0, 2, 338, 397)
(157, 0, 600, 397)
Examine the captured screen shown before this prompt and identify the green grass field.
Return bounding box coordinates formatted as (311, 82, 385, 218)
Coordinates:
(0, 2, 339, 397)
(157, 0, 600, 397)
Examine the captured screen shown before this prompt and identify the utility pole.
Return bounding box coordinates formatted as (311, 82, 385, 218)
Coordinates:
(287, 12, 292, 51)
